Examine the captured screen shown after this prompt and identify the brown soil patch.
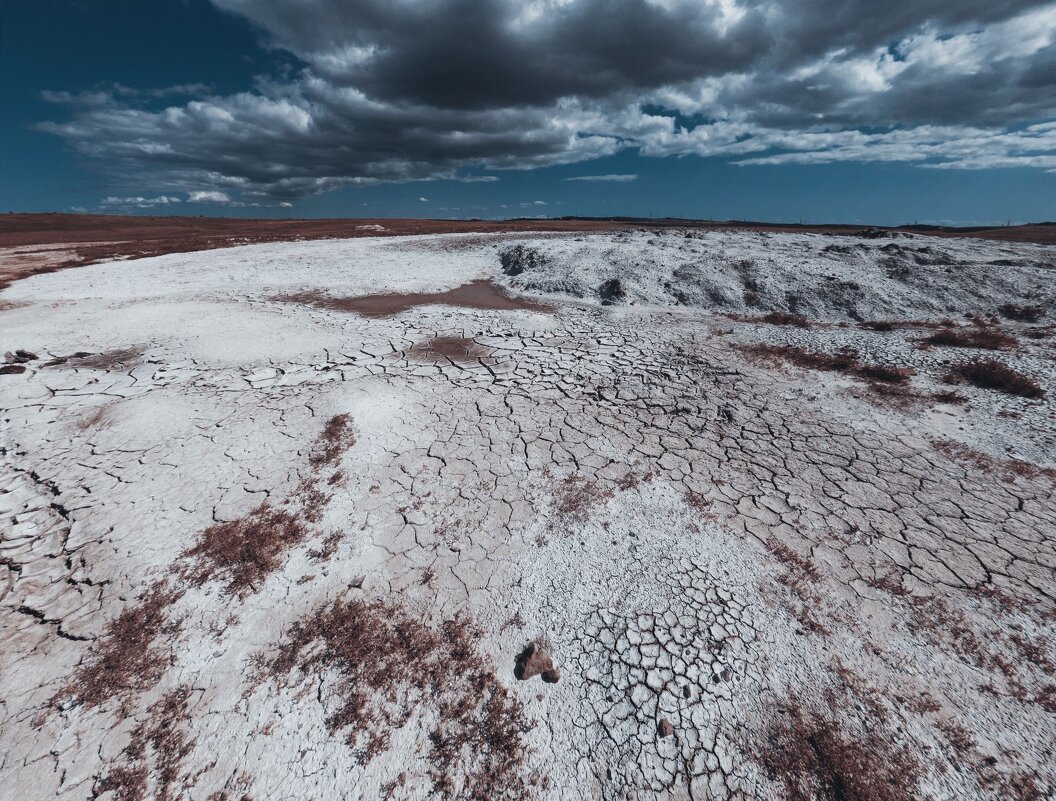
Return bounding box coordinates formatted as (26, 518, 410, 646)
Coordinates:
(265, 599, 531, 799)
(408, 335, 493, 364)
(283, 279, 552, 318)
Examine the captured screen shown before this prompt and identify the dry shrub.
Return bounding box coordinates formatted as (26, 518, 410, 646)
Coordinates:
(920, 327, 1019, 351)
(761, 705, 922, 801)
(931, 439, 1056, 484)
(857, 319, 950, 332)
(999, 303, 1046, 323)
(739, 344, 914, 387)
(555, 475, 613, 521)
(729, 311, 812, 328)
(52, 582, 183, 712)
(766, 538, 828, 634)
(182, 504, 308, 595)
(945, 359, 1045, 399)
(310, 413, 355, 468)
(99, 687, 194, 801)
(762, 311, 812, 328)
(265, 599, 531, 800)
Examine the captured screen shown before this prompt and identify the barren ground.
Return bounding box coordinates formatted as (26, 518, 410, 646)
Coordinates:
(1, 226, 1054, 801)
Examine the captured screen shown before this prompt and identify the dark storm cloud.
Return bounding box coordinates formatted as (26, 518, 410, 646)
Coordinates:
(39, 0, 1056, 201)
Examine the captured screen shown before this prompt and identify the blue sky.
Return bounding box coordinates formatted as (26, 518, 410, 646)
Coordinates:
(3, 0, 1056, 225)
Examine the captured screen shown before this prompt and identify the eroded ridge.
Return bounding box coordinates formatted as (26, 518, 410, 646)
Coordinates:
(1, 230, 1053, 800)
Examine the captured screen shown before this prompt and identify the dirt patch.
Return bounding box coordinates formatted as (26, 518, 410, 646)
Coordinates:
(408, 335, 493, 364)
(51, 581, 183, 713)
(264, 599, 532, 800)
(282, 279, 553, 318)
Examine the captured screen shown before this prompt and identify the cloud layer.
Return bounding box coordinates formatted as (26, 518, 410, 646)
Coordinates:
(39, 0, 1056, 201)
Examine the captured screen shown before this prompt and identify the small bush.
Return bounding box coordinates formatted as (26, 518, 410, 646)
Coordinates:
(945, 359, 1045, 399)
(265, 600, 532, 800)
(760, 311, 812, 328)
(761, 705, 923, 801)
(739, 344, 913, 385)
(920, 327, 1019, 351)
(182, 504, 309, 595)
(51, 582, 183, 712)
(999, 303, 1046, 323)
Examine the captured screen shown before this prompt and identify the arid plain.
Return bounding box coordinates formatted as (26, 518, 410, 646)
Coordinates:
(2, 218, 1054, 801)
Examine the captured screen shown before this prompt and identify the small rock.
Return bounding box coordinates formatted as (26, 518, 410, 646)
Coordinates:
(515, 640, 560, 683)
(0, 365, 26, 375)
(5, 350, 38, 364)
(658, 719, 675, 738)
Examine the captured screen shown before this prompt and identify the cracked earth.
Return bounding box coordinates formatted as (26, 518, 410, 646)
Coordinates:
(1, 229, 1054, 800)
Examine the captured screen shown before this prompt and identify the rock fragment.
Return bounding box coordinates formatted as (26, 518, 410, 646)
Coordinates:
(515, 641, 561, 683)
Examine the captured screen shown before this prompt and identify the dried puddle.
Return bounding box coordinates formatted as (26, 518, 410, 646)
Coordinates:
(280, 279, 553, 318)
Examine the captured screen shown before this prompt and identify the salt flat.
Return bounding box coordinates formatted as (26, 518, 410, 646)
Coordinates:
(1, 230, 1054, 801)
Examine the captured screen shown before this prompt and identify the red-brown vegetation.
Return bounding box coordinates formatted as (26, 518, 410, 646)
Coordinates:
(919, 327, 1019, 351)
(182, 504, 309, 595)
(310, 413, 356, 468)
(98, 687, 195, 801)
(738, 344, 915, 388)
(999, 304, 1046, 323)
(52, 582, 183, 712)
(944, 359, 1045, 399)
(760, 705, 923, 801)
(264, 599, 532, 800)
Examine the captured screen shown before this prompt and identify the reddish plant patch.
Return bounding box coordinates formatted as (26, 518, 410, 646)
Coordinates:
(265, 599, 532, 800)
(945, 359, 1045, 399)
(310, 413, 356, 468)
(999, 303, 1046, 323)
(182, 504, 309, 596)
(738, 344, 915, 386)
(555, 475, 614, 521)
(931, 439, 1056, 484)
(51, 581, 183, 712)
(98, 687, 195, 801)
(857, 318, 951, 331)
(919, 327, 1019, 351)
(761, 705, 923, 801)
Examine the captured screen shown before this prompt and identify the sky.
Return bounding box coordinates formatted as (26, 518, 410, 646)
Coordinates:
(2, 0, 1056, 225)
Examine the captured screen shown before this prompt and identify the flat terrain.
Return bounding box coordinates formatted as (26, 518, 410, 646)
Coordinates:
(1, 226, 1054, 800)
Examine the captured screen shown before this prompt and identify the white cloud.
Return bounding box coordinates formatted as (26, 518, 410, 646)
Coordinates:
(100, 195, 182, 209)
(35, 1, 1056, 202)
(188, 190, 233, 203)
(418, 196, 429, 202)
